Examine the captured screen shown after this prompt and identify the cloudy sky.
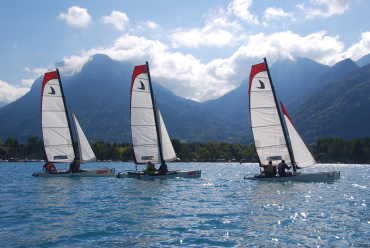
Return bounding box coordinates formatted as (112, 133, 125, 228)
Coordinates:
(1, 0, 369, 103)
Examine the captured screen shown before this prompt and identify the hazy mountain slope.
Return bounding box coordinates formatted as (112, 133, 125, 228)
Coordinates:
(0, 55, 231, 142)
(356, 53, 370, 67)
(294, 64, 370, 141)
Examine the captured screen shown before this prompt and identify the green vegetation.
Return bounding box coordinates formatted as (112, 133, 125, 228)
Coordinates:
(2, 136, 370, 163)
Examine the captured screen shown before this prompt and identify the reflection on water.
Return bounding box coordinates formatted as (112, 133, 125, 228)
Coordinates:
(0, 162, 369, 247)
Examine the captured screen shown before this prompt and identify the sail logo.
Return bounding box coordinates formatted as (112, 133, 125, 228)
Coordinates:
(138, 80, 145, 90)
(257, 80, 265, 89)
(142, 155, 154, 160)
(54, 155, 68, 160)
(48, 86, 56, 95)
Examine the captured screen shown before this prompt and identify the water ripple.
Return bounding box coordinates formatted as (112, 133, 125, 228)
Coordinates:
(0, 162, 370, 247)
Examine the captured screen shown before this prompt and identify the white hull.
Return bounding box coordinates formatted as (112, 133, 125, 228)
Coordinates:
(117, 170, 201, 179)
(32, 168, 115, 177)
(244, 171, 340, 183)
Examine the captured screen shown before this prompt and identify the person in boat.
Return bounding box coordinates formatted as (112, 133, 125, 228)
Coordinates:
(278, 160, 291, 177)
(144, 161, 156, 175)
(260, 161, 276, 177)
(43, 162, 57, 173)
(158, 162, 169, 175)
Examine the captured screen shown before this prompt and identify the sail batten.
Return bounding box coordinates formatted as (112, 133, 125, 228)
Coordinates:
(130, 63, 176, 164)
(41, 71, 75, 163)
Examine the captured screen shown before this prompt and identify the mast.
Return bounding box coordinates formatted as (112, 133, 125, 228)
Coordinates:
(263, 58, 297, 172)
(146, 62, 164, 164)
(56, 68, 78, 161)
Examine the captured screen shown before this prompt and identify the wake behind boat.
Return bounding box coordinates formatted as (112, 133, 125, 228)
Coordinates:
(245, 58, 340, 183)
(117, 62, 201, 179)
(32, 70, 115, 177)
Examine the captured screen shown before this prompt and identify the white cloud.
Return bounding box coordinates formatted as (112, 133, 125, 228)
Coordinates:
(54, 29, 347, 101)
(25, 67, 48, 76)
(227, 0, 259, 24)
(0, 80, 29, 103)
(145, 21, 159, 29)
(21, 79, 35, 87)
(171, 17, 243, 48)
(340, 32, 370, 61)
(264, 7, 294, 21)
(59, 6, 91, 28)
(102, 11, 129, 31)
(298, 0, 351, 18)
(235, 31, 343, 65)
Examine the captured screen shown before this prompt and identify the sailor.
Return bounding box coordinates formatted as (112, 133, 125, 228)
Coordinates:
(278, 160, 291, 177)
(158, 162, 168, 175)
(43, 162, 57, 173)
(261, 161, 276, 177)
(144, 161, 156, 175)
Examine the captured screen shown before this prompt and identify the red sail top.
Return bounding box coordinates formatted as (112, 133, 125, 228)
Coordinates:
(249, 62, 267, 94)
(41, 71, 58, 93)
(131, 64, 148, 90)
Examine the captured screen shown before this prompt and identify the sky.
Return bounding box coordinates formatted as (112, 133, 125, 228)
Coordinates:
(1, 0, 370, 103)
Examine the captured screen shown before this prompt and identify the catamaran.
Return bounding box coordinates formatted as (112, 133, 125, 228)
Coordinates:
(117, 62, 201, 179)
(32, 70, 115, 177)
(244, 58, 340, 182)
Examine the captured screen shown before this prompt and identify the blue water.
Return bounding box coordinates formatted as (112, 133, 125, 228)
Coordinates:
(0, 162, 369, 248)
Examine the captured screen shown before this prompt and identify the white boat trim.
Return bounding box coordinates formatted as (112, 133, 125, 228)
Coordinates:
(244, 171, 340, 183)
(32, 168, 115, 177)
(116, 170, 201, 179)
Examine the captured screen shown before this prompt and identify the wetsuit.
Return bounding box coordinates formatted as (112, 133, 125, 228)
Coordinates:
(278, 162, 290, 177)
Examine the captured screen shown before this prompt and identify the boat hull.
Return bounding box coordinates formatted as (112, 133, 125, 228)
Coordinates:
(244, 171, 340, 183)
(117, 170, 201, 179)
(32, 168, 115, 177)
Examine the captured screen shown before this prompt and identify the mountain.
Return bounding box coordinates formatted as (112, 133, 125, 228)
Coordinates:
(0, 54, 233, 143)
(199, 57, 330, 142)
(269, 57, 330, 109)
(356, 53, 370, 67)
(294, 63, 370, 141)
(1, 54, 369, 144)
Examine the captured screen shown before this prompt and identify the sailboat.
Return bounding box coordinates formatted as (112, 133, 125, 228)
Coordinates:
(117, 62, 201, 179)
(244, 58, 340, 182)
(32, 69, 115, 177)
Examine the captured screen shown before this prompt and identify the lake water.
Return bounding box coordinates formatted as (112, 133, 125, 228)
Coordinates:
(0, 162, 369, 247)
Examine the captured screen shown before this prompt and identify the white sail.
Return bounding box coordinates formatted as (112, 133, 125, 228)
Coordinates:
(131, 65, 161, 163)
(72, 113, 96, 162)
(158, 110, 177, 162)
(249, 62, 291, 165)
(282, 104, 316, 167)
(41, 71, 75, 163)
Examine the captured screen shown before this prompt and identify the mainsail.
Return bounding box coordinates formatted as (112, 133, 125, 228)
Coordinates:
(281, 104, 316, 167)
(130, 63, 176, 164)
(41, 70, 75, 163)
(72, 113, 96, 162)
(248, 60, 292, 166)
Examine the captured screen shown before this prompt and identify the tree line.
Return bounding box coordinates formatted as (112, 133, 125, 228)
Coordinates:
(1, 136, 370, 163)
